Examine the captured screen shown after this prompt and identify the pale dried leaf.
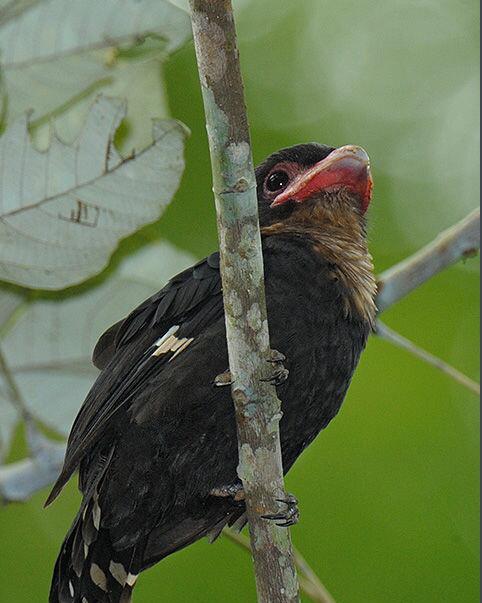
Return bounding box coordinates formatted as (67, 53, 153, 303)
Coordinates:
(0, 288, 25, 329)
(0, 95, 188, 289)
(0, 240, 196, 440)
(0, 289, 25, 459)
(0, 0, 191, 123)
(46, 56, 171, 156)
(0, 393, 17, 461)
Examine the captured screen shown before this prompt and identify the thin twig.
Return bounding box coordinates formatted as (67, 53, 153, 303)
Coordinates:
(0, 442, 66, 503)
(293, 547, 337, 603)
(376, 321, 480, 396)
(189, 2, 299, 602)
(0, 312, 67, 499)
(376, 208, 480, 312)
(0, 347, 58, 464)
(0, 346, 31, 420)
(0, 296, 30, 340)
(0, 346, 59, 462)
(224, 528, 336, 603)
(374, 208, 480, 394)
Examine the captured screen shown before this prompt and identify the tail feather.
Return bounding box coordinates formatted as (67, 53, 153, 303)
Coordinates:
(50, 457, 245, 602)
(50, 486, 142, 603)
(50, 513, 141, 603)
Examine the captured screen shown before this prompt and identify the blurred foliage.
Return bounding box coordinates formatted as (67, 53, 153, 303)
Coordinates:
(0, 97, 187, 289)
(0, 0, 479, 602)
(0, 0, 191, 126)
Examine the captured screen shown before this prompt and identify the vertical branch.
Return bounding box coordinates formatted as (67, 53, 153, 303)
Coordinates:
(188, 1, 300, 602)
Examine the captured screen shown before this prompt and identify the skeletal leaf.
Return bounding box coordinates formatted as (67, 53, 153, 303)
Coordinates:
(0, 393, 17, 461)
(46, 54, 172, 157)
(0, 0, 191, 124)
(0, 288, 24, 330)
(0, 95, 188, 289)
(0, 288, 25, 459)
(0, 240, 196, 447)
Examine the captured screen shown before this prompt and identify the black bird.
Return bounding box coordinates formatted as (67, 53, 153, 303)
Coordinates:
(47, 143, 377, 603)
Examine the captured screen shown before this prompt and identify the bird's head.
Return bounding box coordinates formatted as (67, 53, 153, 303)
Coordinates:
(256, 143, 377, 324)
(256, 143, 372, 228)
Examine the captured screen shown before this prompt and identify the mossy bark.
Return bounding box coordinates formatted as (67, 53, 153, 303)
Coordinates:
(188, 2, 300, 602)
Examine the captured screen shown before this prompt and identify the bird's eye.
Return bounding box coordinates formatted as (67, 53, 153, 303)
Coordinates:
(266, 170, 290, 192)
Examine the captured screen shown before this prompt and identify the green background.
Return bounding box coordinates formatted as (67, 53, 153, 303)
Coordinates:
(0, 1, 479, 602)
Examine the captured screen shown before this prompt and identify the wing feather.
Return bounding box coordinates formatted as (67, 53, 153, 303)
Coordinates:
(47, 252, 223, 505)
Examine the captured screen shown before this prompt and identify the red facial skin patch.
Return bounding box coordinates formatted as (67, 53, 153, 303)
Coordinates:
(271, 145, 373, 213)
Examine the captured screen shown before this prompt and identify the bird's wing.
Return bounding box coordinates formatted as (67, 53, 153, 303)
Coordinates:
(92, 252, 221, 369)
(46, 252, 223, 505)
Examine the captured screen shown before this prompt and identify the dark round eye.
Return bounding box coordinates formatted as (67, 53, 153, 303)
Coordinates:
(266, 170, 290, 192)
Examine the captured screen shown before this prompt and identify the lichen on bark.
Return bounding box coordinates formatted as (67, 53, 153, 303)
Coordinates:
(189, 1, 300, 602)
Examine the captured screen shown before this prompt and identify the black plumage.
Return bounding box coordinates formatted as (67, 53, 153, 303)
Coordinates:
(48, 143, 377, 603)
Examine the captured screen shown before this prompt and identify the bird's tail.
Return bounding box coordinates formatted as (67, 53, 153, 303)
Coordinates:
(49, 499, 140, 603)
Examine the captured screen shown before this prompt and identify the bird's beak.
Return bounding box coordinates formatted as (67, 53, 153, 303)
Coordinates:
(270, 145, 373, 213)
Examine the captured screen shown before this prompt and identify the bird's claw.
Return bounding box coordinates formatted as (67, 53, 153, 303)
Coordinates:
(261, 349, 289, 386)
(214, 370, 233, 387)
(210, 483, 245, 505)
(262, 367, 289, 386)
(268, 349, 286, 364)
(261, 493, 299, 527)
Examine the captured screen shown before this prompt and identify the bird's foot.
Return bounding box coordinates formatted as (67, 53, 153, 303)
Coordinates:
(216, 351, 288, 388)
(261, 493, 299, 527)
(210, 483, 245, 503)
(261, 349, 289, 386)
(214, 369, 233, 387)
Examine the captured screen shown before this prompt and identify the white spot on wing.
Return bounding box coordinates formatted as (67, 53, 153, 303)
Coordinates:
(92, 500, 101, 531)
(126, 572, 138, 586)
(69, 580, 74, 597)
(109, 560, 128, 585)
(152, 325, 180, 353)
(90, 563, 108, 592)
(170, 337, 188, 352)
(169, 337, 194, 361)
(151, 325, 194, 361)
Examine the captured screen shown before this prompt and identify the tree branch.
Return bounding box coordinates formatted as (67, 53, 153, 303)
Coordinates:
(224, 528, 336, 603)
(0, 346, 30, 420)
(0, 441, 65, 503)
(376, 321, 480, 396)
(188, 2, 299, 601)
(376, 208, 479, 312)
(374, 208, 480, 393)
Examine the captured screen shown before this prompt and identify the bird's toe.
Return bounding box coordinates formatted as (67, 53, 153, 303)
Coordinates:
(261, 492, 300, 527)
(214, 369, 233, 387)
(262, 349, 289, 386)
